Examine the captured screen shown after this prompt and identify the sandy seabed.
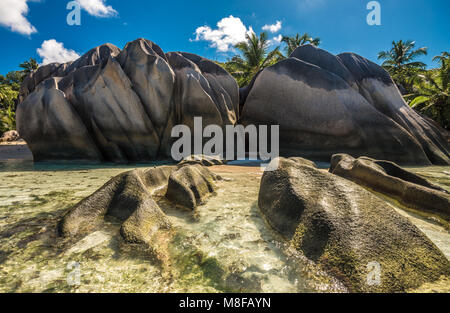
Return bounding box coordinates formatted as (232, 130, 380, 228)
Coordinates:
(0, 144, 449, 292)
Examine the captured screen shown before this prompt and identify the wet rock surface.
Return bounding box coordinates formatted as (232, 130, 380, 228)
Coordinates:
(258, 157, 450, 292)
(330, 154, 450, 222)
(1, 161, 449, 292)
(59, 162, 220, 246)
(59, 166, 175, 246)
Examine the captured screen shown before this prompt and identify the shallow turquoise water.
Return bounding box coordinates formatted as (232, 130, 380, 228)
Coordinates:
(0, 160, 448, 292)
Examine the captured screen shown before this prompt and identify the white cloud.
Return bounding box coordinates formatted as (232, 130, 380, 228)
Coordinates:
(193, 15, 254, 52)
(267, 34, 283, 46)
(76, 0, 117, 17)
(37, 39, 80, 65)
(272, 34, 283, 43)
(0, 0, 37, 35)
(262, 21, 282, 33)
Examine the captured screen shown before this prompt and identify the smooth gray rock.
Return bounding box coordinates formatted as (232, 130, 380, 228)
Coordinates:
(17, 39, 239, 162)
(18, 40, 449, 165)
(60, 57, 160, 162)
(240, 45, 450, 165)
(16, 78, 102, 161)
(118, 39, 175, 140)
(166, 51, 236, 128)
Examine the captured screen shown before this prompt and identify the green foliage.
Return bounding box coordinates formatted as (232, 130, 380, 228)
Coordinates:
(223, 32, 283, 87)
(19, 58, 39, 75)
(0, 58, 39, 133)
(281, 33, 321, 57)
(378, 40, 428, 94)
(222, 32, 320, 87)
(407, 52, 450, 130)
(0, 84, 18, 132)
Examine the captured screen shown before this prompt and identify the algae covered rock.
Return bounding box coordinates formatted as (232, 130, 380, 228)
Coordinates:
(330, 154, 450, 221)
(60, 162, 221, 245)
(258, 157, 450, 292)
(59, 166, 175, 246)
(165, 164, 220, 210)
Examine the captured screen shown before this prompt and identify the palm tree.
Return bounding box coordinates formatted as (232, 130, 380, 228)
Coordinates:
(0, 58, 38, 132)
(281, 33, 321, 56)
(378, 40, 428, 94)
(19, 58, 39, 75)
(0, 84, 18, 132)
(408, 52, 449, 130)
(225, 32, 282, 87)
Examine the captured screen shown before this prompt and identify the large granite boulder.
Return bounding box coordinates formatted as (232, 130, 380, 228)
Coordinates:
(17, 39, 239, 162)
(19, 43, 120, 102)
(18, 40, 449, 165)
(240, 44, 450, 165)
(258, 157, 450, 292)
(330, 154, 450, 221)
(117, 39, 175, 150)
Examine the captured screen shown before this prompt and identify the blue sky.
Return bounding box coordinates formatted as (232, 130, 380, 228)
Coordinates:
(0, 0, 449, 74)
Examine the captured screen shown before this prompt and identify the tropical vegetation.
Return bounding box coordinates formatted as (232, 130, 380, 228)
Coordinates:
(0, 38, 448, 135)
(0, 58, 38, 133)
(222, 32, 283, 87)
(407, 52, 449, 129)
(377, 40, 428, 94)
(222, 32, 320, 87)
(281, 33, 320, 56)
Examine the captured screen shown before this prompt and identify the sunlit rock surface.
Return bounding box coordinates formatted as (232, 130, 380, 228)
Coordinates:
(60, 163, 220, 246)
(17, 40, 449, 165)
(0, 161, 449, 292)
(258, 157, 450, 292)
(240, 44, 450, 165)
(17, 39, 239, 162)
(165, 164, 220, 210)
(59, 166, 175, 246)
(330, 154, 450, 222)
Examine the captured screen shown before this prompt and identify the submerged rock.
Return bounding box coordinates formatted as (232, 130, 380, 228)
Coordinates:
(165, 164, 220, 210)
(330, 154, 450, 221)
(60, 161, 221, 245)
(258, 157, 450, 292)
(240, 45, 449, 165)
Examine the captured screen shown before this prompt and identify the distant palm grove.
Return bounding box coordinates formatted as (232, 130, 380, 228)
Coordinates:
(0, 34, 449, 135)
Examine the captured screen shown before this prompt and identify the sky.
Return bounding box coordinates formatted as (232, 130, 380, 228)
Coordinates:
(0, 0, 449, 74)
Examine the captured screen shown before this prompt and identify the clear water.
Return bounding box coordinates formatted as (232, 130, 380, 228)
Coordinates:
(0, 160, 448, 292)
